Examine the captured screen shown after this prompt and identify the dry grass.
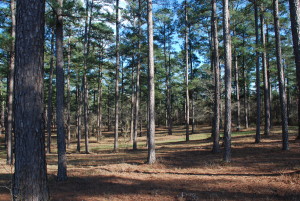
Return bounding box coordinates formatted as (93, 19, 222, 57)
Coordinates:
(0, 125, 300, 200)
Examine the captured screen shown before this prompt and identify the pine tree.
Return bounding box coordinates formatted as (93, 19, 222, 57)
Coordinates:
(13, 0, 49, 199)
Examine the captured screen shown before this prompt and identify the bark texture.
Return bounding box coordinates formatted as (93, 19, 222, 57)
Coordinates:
(147, 0, 156, 164)
(66, 37, 71, 148)
(254, 0, 261, 143)
(13, 0, 49, 199)
(288, 0, 300, 138)
(212, 0, 220, 154)
(222, 0, 232, 162)
(114, 0, 120, 152)
(260, 9, 271, 137)
(97, 48, 103, 142)
(47, 29, 55, 154)
(273, 0, 289, 150)
(7, 0, 16, 165)
(133, 0, 142, 150)
(56, 0, 67, 181)
(185, 0, 190, 142)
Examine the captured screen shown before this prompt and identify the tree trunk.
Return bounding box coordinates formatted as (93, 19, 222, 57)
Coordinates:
(0, 88, 4, 136)
(76, 74, 82, 153)
(66, 36, 71, 148)
(97, 47, 103, 142)
(286, 73, 290, 123)
(114, 0, 120, 152)
(168, 51, 173, 136)
(7, 0, 16, 165)
(190, 42, 195, 134)
(185, 0, 190, 142)
(108, 90, 111, 131)
(120, 60, 124, 134)
(254, 0, 261, 143)
(212, 0, 220, 153)
(273, 0, 289, 150)
(133, 0, 142, 149)
(260, 8, 271, 137)
(288, 0, 300, 139)
(222, 0, 232, 162)
(266, 22, 273, 128)
(234, 54, 240, 131)
(83, 0, 91, 154)
(147, 0, 156, 164)
(47, 29, 55, 154)
(242, 33, 249, 129)
(13, 0, 49, 199)
(56, 0, 67, 181)
(130, 56, 135, 142)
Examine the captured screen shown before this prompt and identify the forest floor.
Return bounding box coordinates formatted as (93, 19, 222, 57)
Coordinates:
(0, 125, 300, 200)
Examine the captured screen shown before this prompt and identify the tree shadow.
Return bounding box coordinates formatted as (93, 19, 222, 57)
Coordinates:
(47, 174, 300, 201)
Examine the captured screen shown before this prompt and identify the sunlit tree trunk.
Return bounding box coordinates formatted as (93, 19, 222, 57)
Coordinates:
(222, 0, 232, 162)
(234, 54, 240, 131)
(97, 47, 103, 142)
(133, 0, 142, 149)
(114, 0, 120, 152)
(168, 51, 173, 136)
(185, 0, 190, 141)
(260, 8, 271, 137)
(147, 0, 156, 164)
(273, 0, 289, 150)
(266, 22, 273, 128)
(212, 0, 220, 153)
(76, 73, 82, 153)
(242, 32, 249, 129)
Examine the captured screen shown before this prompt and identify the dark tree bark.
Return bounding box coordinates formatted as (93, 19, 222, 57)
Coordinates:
(7, 0, 16, 165)
(222, 0, 232, 162)
(254, 0, 261, 143)
(185, 0, 190, 142)
(286, 72, 290, 123)
(13, 0, 49, 199)
(260, 8, 271, 137)
(0, 89, 4, 136)
(212, 0, 220, 153)
(167, 51, 173, 136)
(133, 0, 142, 150)
(190, 40, 195, 134)
(66, 36, 71, 148)
(55, 0, 67, 181)
(288, 0, 300, 139)
(114, 0, 120, 152)
(273, 0, 289, 150)
(130, 56, 135, 142)
(47, 29, 55, 154)
(147, 0, 156, 164)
